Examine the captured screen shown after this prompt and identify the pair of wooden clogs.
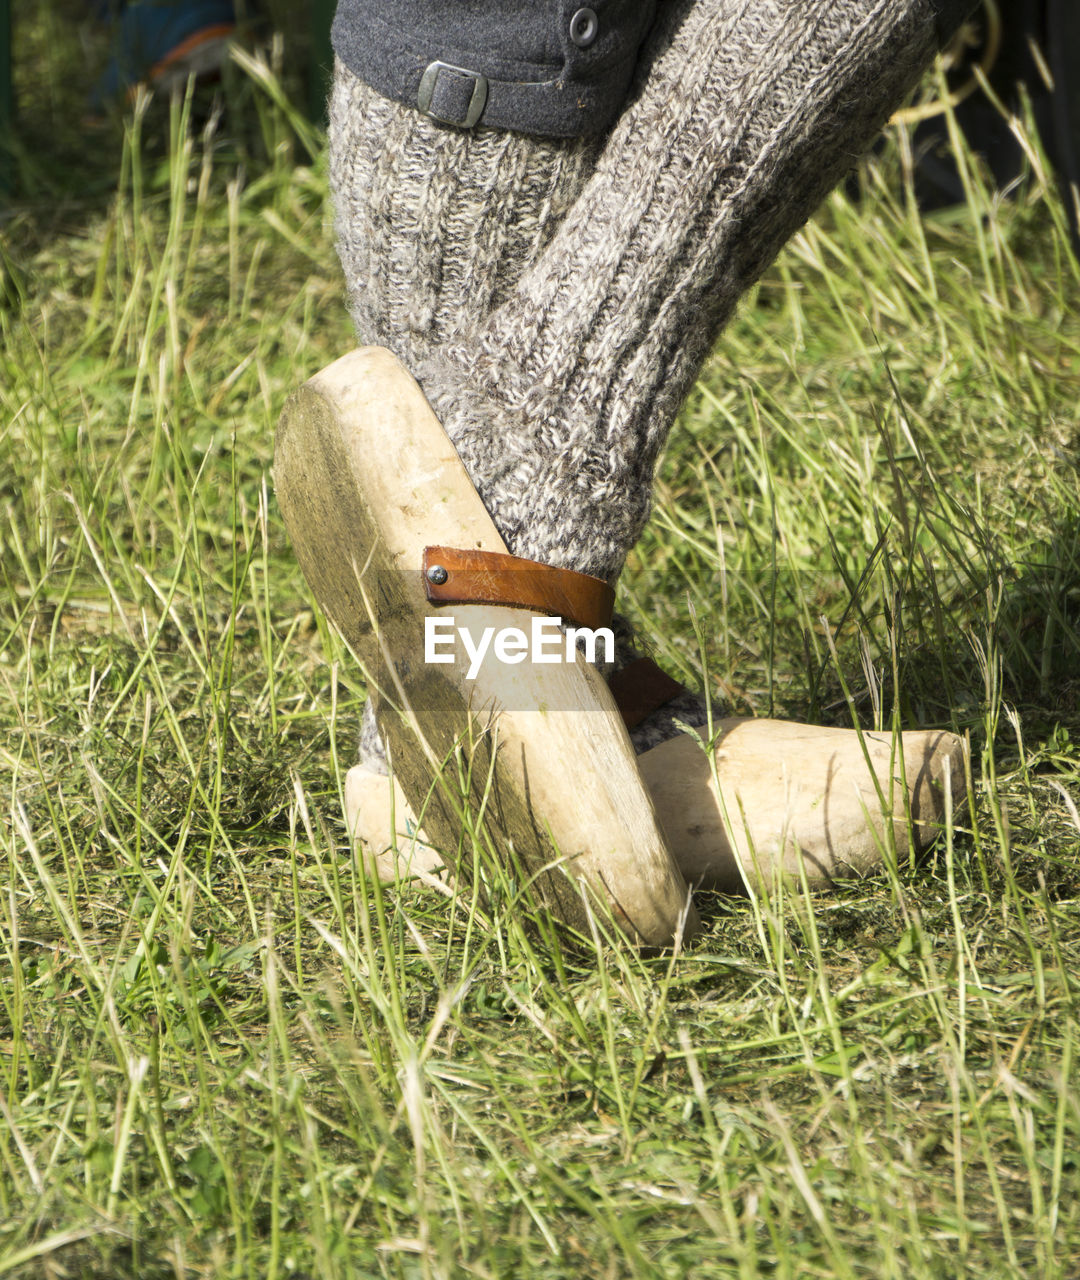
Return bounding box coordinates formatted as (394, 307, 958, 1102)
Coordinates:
(275, 348, 964, 947)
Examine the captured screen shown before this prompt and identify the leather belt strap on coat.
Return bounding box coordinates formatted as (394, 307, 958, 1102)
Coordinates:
(421, 545, 685, 730)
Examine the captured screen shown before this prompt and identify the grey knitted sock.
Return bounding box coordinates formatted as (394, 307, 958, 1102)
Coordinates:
(328, 63, 603, 374)
(419, 0, 953, 587)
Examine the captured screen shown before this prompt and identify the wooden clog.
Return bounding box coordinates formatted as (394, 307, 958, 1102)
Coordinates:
(275, 347, 696, 946)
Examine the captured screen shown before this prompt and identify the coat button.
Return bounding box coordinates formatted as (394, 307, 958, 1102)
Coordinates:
(569, 8, 598, 48)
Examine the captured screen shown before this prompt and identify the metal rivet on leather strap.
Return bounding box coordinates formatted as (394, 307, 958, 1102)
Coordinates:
(421, 545, 615, 630)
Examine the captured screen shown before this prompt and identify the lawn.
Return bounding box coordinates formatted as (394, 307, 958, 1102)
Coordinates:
(1, 7, 1079, 1278)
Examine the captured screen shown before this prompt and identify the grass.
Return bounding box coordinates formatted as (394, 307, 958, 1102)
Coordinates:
(2, 8, 1079, 1277)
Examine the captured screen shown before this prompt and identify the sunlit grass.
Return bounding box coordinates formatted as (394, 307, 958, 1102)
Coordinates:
(0, 13, 1078, 1279)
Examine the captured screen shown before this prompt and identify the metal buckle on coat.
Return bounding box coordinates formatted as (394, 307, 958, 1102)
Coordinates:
(417, 61, 489, 128)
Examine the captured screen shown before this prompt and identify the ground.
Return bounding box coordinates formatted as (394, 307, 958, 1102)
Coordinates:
(1, 6, 1078, 1277)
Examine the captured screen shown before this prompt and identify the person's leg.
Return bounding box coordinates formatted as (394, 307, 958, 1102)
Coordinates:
(331, 1, 972, 761)
(321, 0, 972, 888)
(329, 65, 608, 772)
(415, 0, 967, 587)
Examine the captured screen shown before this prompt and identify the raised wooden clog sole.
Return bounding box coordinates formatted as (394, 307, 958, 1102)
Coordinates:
(274, 348, 696, 946)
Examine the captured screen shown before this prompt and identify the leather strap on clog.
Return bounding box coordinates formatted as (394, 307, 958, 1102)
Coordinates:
(608, 657, 687, 731)
(422, 545, 615, 631)
(422, 546, 688, 731)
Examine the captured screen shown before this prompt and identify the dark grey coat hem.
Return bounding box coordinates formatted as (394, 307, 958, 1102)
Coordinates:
(331, 1, 659, 138)
(330, 0, 979, 139)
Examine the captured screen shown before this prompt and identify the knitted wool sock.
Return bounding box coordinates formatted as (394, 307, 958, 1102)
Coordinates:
(328, 63, 603, 376)
(417, 0, 962, 587)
